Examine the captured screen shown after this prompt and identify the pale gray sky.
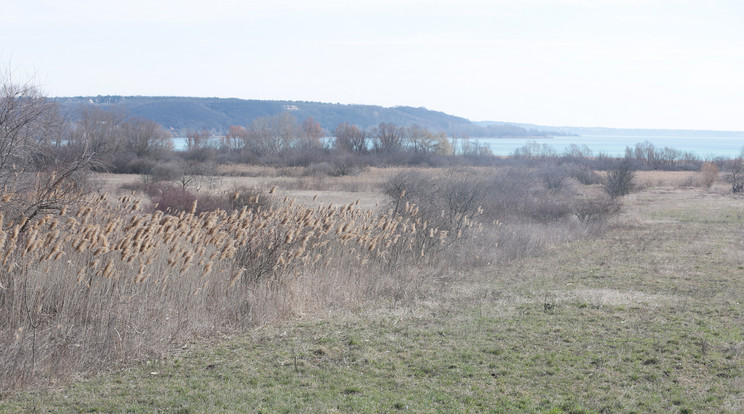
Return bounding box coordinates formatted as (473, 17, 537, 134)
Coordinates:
(2, 0, 743, 130)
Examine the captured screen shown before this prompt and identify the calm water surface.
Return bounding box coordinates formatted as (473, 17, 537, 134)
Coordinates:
(477, 134, 744, 158)
(173, 133, 744, 159)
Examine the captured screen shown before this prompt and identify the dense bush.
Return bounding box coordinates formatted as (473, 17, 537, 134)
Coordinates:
(118, 156, 157, 175)
(603, 159, 637, 198)
(150, 161, 185, 182)
(560, 162, 603, 185)
(572, 196, 622, 225)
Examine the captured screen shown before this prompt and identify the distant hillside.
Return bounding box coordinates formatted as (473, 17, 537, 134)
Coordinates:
(54, 96, 560, 137)
(476, 121, 744, 138)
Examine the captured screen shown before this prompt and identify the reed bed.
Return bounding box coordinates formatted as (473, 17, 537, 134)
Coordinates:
(629, 170, 698, 188)
(0, 189, 491, 394)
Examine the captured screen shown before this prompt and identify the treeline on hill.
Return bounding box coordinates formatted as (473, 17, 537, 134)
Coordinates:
(71, 105, 495, 175)
(55, 95, 564, 138)
(64, 103, 733, 179)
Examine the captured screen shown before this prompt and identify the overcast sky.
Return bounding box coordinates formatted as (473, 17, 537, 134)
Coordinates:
(2, 0, 743, 130)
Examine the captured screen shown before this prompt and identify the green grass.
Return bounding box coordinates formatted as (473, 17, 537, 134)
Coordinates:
(2, 187, 743, 413)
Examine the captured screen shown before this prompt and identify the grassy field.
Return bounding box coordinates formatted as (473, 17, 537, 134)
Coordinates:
(93, 170, 393, 212)
(2, 183, 743, 413)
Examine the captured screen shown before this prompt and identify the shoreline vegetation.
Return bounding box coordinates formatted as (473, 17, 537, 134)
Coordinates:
(1, 77, 742, 411)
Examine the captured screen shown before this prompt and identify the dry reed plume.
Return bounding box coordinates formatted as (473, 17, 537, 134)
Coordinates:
(0, 188, 490, 395)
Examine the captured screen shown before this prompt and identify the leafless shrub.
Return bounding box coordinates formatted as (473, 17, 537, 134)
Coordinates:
(329, 156, 366, 177)
(603, 159, 637, 198)
(382, 166, 619, 263)
(150, 161, 185, 182)
(480, 167, 536, 222)
(304, 162, 334, 178)
(526, 196, 573, 223)
(381, 170, 433, 215)
(119, 156, 156, 175)
(561, 163, 602, 185)
(572, 196, 622, 226)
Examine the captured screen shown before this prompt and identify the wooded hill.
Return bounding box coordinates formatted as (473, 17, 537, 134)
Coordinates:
(55, 96, 560, 137)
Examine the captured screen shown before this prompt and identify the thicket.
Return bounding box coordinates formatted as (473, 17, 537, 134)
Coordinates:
(382, 165, 621, 261)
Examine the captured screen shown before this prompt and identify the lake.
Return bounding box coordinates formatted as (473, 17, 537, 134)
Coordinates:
(173, 132, 744, 159)
(473, 134, 744, 159)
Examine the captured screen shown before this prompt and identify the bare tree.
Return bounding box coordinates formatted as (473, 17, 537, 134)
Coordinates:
(0, 74, 56, 184)
(186, 128, 211, 151)
(246, 117, 278, 155)
(0, 70, 96, 228)
(223, 125, 247, 151)
(373, 122, 403, 153)
(512, 140, 555, 159)
(603, 159, 636, 199)
(180, 161, 219, 193)
(68, 104, 127, 169)
(334, 122, 367, 153)
(626, 141, 661, 169)
(301, 117, 324, 147)
(432, 131, 454, 155)
(246, 112, 302, 155)
(723, 157, 743, 192)
(562, 143, 593, 159)
(123, 117, 173, 158)
(405, 124, 436, 154)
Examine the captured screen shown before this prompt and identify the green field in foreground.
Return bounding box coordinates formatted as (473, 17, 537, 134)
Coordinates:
(2, 187, 743, 413)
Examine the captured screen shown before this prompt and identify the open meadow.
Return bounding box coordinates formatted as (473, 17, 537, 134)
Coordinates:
(1, 169, 742, 413)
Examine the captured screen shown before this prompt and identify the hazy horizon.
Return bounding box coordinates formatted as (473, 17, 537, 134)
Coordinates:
(2, 1, 743, 131)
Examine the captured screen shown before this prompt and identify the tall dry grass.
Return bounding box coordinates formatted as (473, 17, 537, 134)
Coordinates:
(0, 188, 492, 395)
(633, 170, 697, 188)
(696, 162, 719, 190)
